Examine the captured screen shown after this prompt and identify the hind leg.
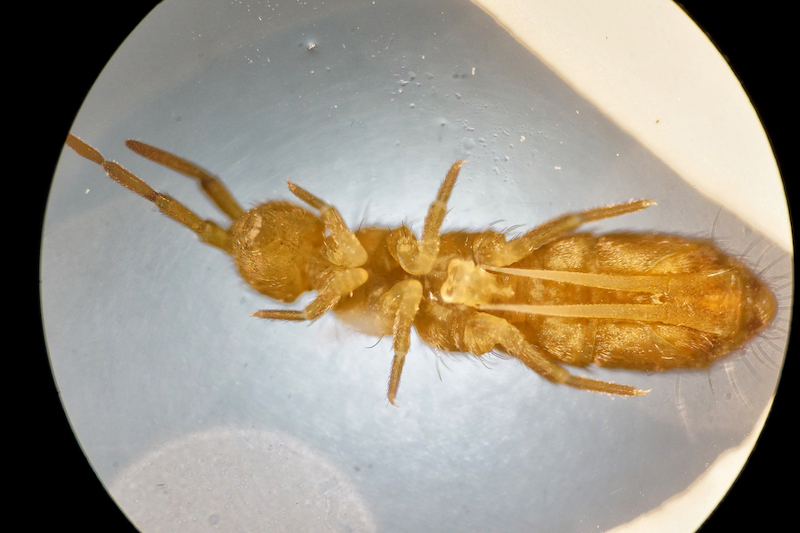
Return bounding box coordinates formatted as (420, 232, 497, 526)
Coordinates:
(473, 200, 654, 267)
(463, 312, 648, 396)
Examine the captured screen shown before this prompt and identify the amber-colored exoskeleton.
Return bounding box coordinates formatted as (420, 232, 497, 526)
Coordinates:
(65, 134, 777, 405)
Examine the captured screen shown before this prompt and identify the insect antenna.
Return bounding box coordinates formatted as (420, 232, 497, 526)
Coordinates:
(65, 134, 232, 252)
(124, 139, 245, 221)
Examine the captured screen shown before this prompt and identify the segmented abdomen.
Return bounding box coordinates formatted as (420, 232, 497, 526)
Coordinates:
(506, 232, 763, 371)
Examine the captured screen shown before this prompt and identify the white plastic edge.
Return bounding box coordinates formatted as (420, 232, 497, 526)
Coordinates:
(472, 0, 791, 252)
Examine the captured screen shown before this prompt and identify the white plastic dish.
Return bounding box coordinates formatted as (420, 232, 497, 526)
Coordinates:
(42, 1, 791, 531)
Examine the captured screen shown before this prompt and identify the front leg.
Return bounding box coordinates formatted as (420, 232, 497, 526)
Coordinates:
(287, 181, 368, 268)
(464, 313, 648, 396)
(254, 267, 368, 321)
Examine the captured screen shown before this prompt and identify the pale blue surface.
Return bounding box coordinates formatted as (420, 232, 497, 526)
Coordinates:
(42, 1, 790, 532)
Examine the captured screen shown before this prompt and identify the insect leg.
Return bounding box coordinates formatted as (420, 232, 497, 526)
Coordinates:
(376, 280, 424, 405)
(463, 312, 648, 396)
(389, 161, 466, 275)
(66, 134, 231, 252)
(287, 182, 368, 268)
(125, 140, 245, 221)
(253, 267, 368, 321)
(474, 199, 655, 267)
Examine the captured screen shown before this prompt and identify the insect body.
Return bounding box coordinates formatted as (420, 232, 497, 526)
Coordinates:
(65, 134, 777, 405)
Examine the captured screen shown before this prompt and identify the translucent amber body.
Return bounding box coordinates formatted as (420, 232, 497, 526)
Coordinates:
(66, 134, 776, 405)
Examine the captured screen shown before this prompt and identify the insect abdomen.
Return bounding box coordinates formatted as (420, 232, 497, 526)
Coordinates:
(500, 232, 775, 371)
